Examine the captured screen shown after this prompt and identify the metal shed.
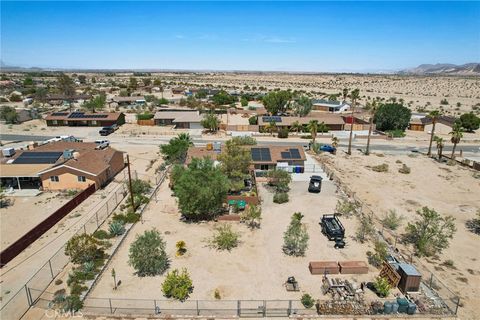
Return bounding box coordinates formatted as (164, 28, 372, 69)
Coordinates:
(397, 263, 422, 293)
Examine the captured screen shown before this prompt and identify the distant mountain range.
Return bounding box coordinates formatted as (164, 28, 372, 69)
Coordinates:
(399, 63, 480, 75)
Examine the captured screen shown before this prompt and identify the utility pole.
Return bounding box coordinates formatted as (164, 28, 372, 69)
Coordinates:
(126, 154, 136, 212)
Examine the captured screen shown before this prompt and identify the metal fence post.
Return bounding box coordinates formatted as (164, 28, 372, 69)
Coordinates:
(83, 224, 87, 234)
(25, 285, 32, 306)
(109, 298, 113, 314)
(263, 300, 266, 317)
(237, 300, 241, 317)
(455, 297, 460, 315)
(196, 300, 200, 316)
(96, 212, 99, 227)
(48, 259, 54, 279)
(288, 300, 292, 316)
(429, 273, 434, 288)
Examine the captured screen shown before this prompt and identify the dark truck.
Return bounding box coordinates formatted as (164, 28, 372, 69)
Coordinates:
(308, 175, 323, 193)
(320, 214, 345, 240)
(99, 126, 115, 136)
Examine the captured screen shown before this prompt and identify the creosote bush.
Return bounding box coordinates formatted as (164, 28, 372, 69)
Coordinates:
(371, 163, 389, 172)
(398, 164, 411, 174)
(209, 224, 240, 251)
(273, 192, 289, 204)
(128, 229, 169, 276)
(335, 199, 358, 216)
(283, 213, 309, 256)
(381, 210, 403, 231)
(301, 293, 315, 308)
(162, 268, 193, 301)
(65, 234, 105, 265)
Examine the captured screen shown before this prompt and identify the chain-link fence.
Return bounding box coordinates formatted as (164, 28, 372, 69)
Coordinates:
(0, 174, 129, 320)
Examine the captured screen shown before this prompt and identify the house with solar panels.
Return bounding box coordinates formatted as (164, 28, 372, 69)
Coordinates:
(312, 99, 350, 113)
(0, 141, 124, 191)
(45, 112, 125, 127)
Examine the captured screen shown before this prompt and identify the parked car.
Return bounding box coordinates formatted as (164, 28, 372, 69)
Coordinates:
(319, 144, 336, 153)
(95, 139, 110, 150)
(308, 175, 323, 193)
(320, 214, 345, 240)
(110, 124, 119, 131)
(99, 126, 115, 136)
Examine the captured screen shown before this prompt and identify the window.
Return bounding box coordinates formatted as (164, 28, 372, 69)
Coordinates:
(91, 120, 97, 125)
(52, 120, 58, 125)
(260, 164, 269, 171)
(50, 176, 59, 182)
(77, 176, 86, 182)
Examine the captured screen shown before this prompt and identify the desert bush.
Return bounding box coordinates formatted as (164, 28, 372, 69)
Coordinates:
(176, 240, 186, 256)
(355, 214, 375, 243)
(273, 192, 289, 204)
(398, 164, 411, 174)
(442, 259, 456, 269)
(112, 212, 141, 224)
(381, 210, 403, 230)
(214, 288, 221, 299)
(210, 224, 240, 251)
(373, 277, 391, 297)
(367, 241, 389, 268)
(230, 136, 257, 145)
(371, 163, 389, 172)
(335, 199, 358, 216)
(405, 207, 456, 257)
(65, 234, 104, 265)
(267, 170, 292, 193)
(277, 127, 289, 138)
(466, 210, 480, 235)
(162, 268, 193, 301)
(240, 204, 262, 228)
(92, 229, 111, 240)
(283, 213, 309, 256)
(128, 229, 169, 276)
(63, 295, 83, 312)
(301, 293, 315, 309)
(109, 221, 126, 236)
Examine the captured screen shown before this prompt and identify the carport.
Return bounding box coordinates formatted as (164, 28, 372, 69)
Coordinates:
(0, 164, 49, 190)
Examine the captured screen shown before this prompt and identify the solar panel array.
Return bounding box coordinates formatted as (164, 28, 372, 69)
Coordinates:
(251, 148, 272, 162)
(51, 112, 69, 116)
(262, 116, 282, 123)
(68, 112, 109, 119)
(13, 152, 63, 164)
(280, 148, 302, 160)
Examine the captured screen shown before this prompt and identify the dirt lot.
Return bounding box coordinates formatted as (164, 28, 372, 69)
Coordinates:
(0, 192, 71, 249)
(88, 178, 380, 301)
(318, 151, 480, 320)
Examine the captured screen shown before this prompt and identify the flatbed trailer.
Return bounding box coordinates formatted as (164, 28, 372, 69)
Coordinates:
(320, 214, 345, 240)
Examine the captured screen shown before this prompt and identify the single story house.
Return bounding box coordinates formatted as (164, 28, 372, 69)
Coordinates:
(112, 96, 146, 106)
(312, 99, 350, 113)
(0, 141, 124, 191)
(171, 87, 186, 95)
(408, 115, 456, 134)
(154, 111, 203, 129)
(185, 144, 306, 172)
(46, 94, 91, 102)
(258, 114, 345, 131)
(45, 112, 125, 127)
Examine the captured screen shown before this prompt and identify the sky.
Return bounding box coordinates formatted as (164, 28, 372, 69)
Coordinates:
(1, 1, 479, 72)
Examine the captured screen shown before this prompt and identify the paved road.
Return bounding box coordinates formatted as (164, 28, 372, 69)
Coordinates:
(2, 133, 479, 155)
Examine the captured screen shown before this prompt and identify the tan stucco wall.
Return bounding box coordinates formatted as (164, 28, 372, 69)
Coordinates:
(425, 122, 452, 135)
(41, 172, 95, 191)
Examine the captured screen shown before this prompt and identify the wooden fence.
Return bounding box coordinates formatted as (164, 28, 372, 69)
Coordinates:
(0, 184, 96, 267)
(137, 119, 155, 126)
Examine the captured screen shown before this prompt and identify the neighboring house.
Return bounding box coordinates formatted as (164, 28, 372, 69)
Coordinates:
(185, 145, 306, 172)
(111, 96, 146, 106)
(409, 115, 456, 134)
(0, 141, 124, 191)
(171, 87, 186, 95)
(46, 94, 91, 102)
(258, 114, 345, 131)
(45, 112, 125, 127)
(312, 99, 350, 113)
(153, 111, 203, 129)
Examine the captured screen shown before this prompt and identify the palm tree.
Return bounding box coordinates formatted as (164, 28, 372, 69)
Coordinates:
(266, 121, 277, 136)
(347, 89, 360, 155)
(433, 136, 444, 160)
(365, 99, 379, 155)
(308, 120, 319, 144)
(318, 121, 329, 135)
(342, 88, 349, 102)
(449, 123, 463, 159)
(290, 121, 302, 135)
(176, 133, 193, 146)
(427, 110, 441, 156)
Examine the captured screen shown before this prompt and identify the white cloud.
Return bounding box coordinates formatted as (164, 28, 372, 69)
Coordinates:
(242, 35, 296, 44)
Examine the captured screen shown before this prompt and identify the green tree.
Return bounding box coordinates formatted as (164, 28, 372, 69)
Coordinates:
(35, 87, 49, 106)
(459, 112, 480, 132)
(283, 212, 309, 256)
(201, 113, 220, 132)
(57, 73, 75, 110)
(212, 91, 236, 105)
(143, 78, 152, 87)
(373, 277, 391, 297)
(78, 75, 87, 84)
(405, 207, 456, 257)
(427, 110, 441, 156)
(23, 77, 34, 86)
(347, 89, 360, 155)
(83, 94, 106, 113)
(129, 77, 138, 90)
(160, 133, 193, 164)
(342, 88, 349, 102)
(262, 90, 292, 115)
(195, 89, 208, 99)
(248, 115, 257, 125)
(373, 103, 412, 132)
(65, 234, 104, 265)
(290, 120, 303, 134)
(162, 268, 193, 301)
(318, 121, 329, 135)
(434, 136, 444, 160)
(240, 204, 262, 228)
(217, 139, 252, 191)
(293, 96, 312, 117)
(240, 97, 248, 107)
(0, 106, 19, 124)
(266, 169, 292, 192)
(449, 122, 463, 159)
(307, 120, 318, 144)
(128, 229, 169, 276)
(174, 158, 229, 220)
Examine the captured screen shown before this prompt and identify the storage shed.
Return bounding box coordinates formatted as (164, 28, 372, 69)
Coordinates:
(397, 263, 421, 293)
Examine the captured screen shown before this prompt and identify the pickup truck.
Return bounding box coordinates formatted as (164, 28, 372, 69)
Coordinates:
(95, 139, 110, 150)
(99, 126, 114, 136)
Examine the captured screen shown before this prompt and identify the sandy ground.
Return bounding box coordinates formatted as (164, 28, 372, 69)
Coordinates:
(317, 151, 480, 320)
(88, 179, 379, 302)
(0, 192, 71, 249)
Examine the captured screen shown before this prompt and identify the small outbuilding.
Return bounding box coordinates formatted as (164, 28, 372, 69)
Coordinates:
(397, 263, 422, 293)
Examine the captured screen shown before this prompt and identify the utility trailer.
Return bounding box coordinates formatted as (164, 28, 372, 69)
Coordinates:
(320, 214, 345, 240)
